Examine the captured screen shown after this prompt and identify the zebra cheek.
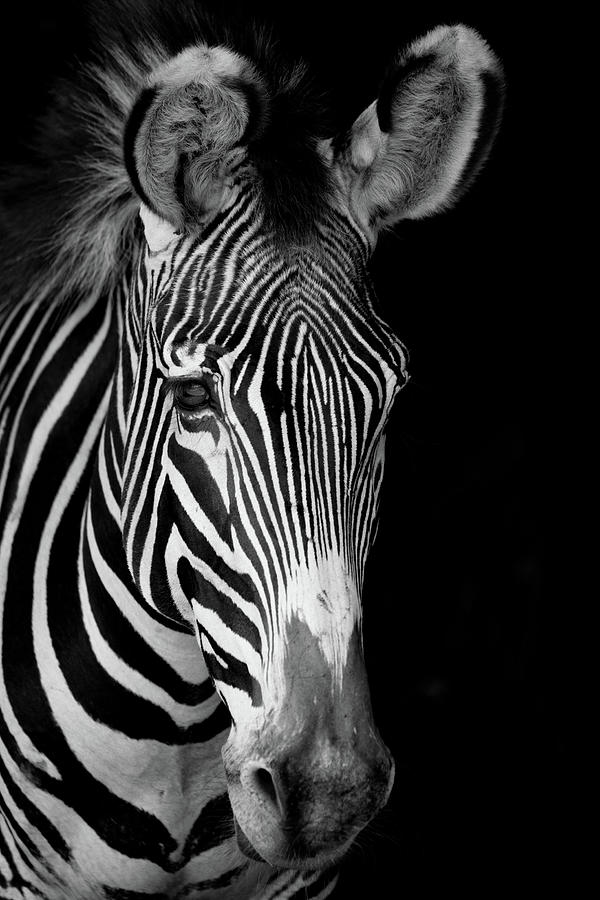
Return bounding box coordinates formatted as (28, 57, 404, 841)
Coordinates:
(168, 422, 233, 533)
(196, 627, 263, 726)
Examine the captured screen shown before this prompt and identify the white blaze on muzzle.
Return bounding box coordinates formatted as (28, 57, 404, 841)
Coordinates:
(273, 549, 359, 693)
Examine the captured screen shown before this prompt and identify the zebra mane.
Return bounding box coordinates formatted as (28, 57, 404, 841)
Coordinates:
(0, 0, 333, 311)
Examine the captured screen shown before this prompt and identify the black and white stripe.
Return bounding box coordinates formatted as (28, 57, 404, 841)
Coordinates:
(0, 181, 405, 897)
(1, 3, 502, 896)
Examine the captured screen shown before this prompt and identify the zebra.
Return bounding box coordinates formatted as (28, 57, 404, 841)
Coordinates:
(0, 3, 503, 898)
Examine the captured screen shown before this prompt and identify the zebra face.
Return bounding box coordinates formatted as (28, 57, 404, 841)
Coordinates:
(120, 23, 503, 869)
(119, 196, 406, 866)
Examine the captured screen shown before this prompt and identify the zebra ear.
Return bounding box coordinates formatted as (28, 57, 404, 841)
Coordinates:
(124, 45, 268, 230)
(330, 25, 504, 235)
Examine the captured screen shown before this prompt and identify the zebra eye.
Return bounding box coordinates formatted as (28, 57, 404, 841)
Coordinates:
(175, 381, 211, 412)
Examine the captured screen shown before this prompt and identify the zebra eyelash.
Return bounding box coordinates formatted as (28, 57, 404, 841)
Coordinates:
(169, 376, 218, 414)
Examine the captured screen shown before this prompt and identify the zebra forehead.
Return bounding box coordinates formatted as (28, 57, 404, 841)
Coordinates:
(155, 271, 405, 375)
(163, 321, 404, 391)
(146, 208, 408, 378)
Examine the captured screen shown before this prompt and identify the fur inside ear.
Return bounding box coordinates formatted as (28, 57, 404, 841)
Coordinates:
(332, 25, 504, 234)
(124, 44, 268, 229)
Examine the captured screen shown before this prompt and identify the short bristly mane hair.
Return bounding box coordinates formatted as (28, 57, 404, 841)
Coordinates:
(0, 0, 333, 312)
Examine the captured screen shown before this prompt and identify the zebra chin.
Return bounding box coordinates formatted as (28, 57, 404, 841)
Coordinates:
(233, 816, 356, 870)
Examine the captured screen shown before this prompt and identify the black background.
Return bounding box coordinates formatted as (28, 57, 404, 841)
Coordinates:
(1, 2, 565, 896)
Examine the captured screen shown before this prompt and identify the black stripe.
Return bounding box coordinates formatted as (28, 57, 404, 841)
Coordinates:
(81, 495, 215, 706)
(287, 868, 338, 898)
(174, 150, 190, 217)
(181, 793, 235, 860)
(123, 86, 160, 212)
(222, 76, 267, 146)
(198, 625, 263, 709)
(457, 69, 505, 194)
(179, 559, 262, 658)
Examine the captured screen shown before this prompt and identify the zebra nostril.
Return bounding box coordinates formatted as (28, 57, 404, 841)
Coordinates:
(248, 766, 286, 820)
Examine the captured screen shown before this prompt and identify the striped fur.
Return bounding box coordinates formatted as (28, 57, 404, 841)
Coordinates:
(0, 202, 357, 897)
(0, 5, 502, 898)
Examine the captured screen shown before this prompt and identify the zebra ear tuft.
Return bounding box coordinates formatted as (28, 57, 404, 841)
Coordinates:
(125, 44, 269, 230)
(330, 25, 504, 236)
(139, 203, 180, 253)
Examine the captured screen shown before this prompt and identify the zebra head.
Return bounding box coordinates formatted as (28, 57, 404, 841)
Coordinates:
(120, 28, 503, 868)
